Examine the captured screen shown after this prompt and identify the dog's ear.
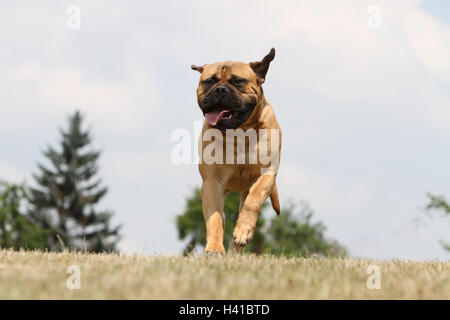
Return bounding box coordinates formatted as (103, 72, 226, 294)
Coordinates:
(249, 48, 275, 83)
(191, 64, 205, 73)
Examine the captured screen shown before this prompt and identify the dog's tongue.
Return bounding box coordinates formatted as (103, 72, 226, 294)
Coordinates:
(205, 110, 230, 126)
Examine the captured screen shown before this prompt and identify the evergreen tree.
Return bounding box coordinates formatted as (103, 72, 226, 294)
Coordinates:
(28, 111, 120, 252)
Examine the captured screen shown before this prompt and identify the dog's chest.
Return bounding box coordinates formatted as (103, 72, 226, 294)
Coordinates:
(226, 164, 261, 192)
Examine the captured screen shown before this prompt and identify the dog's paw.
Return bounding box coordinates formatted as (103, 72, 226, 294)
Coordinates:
(204, 251, 224, 258)
(204, 242, 225, 255)
(233, 225, 254, 247)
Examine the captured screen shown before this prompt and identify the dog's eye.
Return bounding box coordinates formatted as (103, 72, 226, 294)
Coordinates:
(231, 78, 247, 86)
(202, 78, 216, 85)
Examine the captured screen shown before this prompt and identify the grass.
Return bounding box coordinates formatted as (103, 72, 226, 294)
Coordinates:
(0, 249, 448, 299)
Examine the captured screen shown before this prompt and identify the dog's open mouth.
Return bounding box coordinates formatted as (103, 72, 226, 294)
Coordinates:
(204, 109, 238, 126)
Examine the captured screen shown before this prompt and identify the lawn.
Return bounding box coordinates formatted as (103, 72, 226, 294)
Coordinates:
(0, 250, 448, 299)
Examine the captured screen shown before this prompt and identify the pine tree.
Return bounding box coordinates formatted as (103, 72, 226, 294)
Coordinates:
(28, 111, 120, 252)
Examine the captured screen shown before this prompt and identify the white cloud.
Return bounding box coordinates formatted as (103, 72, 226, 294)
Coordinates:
(403, 5, 450, 84)
(1, 63, 161, 135)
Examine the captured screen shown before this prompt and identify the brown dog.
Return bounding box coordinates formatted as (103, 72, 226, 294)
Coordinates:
(191, 48, 281, 254)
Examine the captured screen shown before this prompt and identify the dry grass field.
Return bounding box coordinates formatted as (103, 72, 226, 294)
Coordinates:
(0, 249, 448, 299)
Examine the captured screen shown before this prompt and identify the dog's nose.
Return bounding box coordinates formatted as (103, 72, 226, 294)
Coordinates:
(213, 85, 229, 96)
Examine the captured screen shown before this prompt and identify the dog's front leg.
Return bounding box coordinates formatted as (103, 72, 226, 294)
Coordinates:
(232, 174, 276, 248)
(201, 179, 226, 255)
(228, 191, 248, 255)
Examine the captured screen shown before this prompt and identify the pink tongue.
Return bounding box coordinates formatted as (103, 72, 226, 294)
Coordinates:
(205, 110, 230, 126)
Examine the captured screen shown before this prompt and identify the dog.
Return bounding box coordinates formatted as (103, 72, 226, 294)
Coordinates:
(191, 48, 281, 255)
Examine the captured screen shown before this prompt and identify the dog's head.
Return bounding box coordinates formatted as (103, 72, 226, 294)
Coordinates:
(191, 48, 275, 130)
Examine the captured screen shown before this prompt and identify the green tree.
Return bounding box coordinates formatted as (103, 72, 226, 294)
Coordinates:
(426, 193, 450, 252)
(0, 181, 47, 250)
(265, 201, 347, 257)
(28, 111, 121, 252)
(176, 187, 347, 257)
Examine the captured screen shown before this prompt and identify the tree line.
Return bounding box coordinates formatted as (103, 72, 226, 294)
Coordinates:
(176, 188, 348, 256)
(1, 111, 448, 255)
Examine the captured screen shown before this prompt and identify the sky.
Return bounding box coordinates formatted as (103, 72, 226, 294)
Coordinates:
(1, 0, 449, 260)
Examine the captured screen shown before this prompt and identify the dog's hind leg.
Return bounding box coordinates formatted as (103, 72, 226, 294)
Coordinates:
(239, 191, 248, 212)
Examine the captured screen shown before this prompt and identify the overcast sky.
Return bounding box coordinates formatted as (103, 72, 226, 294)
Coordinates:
(1, 0, 449, 259)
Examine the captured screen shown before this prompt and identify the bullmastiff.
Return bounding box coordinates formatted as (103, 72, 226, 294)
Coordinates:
(191, 48, 281, 255)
